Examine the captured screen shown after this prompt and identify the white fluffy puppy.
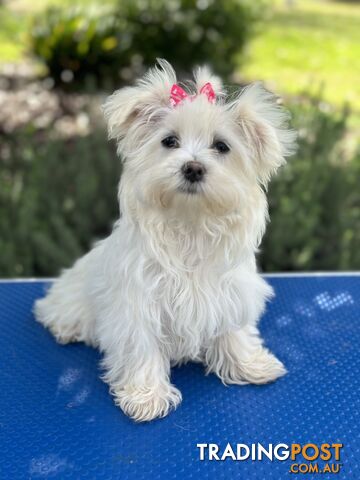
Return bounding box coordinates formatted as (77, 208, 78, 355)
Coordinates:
(35, 60, 296, 422)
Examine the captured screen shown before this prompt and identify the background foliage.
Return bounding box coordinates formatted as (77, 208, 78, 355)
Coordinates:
(0, 0, 359, 276)
(1, 95, 358, 276)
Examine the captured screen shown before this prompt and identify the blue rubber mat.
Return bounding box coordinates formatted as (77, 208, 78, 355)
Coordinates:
(0, 276, 359, 479)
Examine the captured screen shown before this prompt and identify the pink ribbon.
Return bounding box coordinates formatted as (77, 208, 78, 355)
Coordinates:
(170, 82, 216, 107)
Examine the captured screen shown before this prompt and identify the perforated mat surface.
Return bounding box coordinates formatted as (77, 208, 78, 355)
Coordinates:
(0, 275, 359, 479)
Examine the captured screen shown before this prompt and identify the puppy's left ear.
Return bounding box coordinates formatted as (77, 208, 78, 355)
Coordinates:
(103, 59, 176, 142)
(229, 83, 296, 185)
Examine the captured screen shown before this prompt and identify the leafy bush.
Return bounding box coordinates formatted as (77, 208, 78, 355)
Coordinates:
(30, 0, 266, 89)
(30, 7, 122, 90)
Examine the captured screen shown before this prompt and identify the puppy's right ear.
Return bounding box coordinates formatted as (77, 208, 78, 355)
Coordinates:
(103, 59, 176, 141)
(228, 83, 296, 185)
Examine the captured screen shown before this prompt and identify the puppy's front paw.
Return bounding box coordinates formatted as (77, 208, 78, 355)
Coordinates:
(217, 347, 287, 385)
(113, 383, 182, 422)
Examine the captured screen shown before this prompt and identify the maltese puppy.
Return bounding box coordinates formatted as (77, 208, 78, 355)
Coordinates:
(35, 60, 296, 422)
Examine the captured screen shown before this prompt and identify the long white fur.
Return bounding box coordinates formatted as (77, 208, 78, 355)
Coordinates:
(34, 60, 296, 422)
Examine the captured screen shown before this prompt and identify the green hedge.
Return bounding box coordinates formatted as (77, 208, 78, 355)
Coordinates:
(0, 97, 359, 277)
(30, 0, 266, 88)
(0, 129, 120, 276)
(260, 98, 360, 271)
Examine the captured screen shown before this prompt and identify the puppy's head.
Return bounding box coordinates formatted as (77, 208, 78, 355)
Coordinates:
(104, 60, 296, 221)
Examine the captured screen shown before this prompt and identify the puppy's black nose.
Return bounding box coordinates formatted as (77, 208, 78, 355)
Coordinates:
(182, 161, 206, 183)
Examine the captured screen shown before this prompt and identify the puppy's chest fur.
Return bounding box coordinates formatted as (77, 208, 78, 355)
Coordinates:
(138, 224, 248, 362)
(156, 267, 233, 362)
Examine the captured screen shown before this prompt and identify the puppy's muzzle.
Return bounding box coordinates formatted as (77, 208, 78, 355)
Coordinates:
(181, 161, 206, 183)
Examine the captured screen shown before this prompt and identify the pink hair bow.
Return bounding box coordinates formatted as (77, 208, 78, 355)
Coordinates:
(170, 82, 216, 107)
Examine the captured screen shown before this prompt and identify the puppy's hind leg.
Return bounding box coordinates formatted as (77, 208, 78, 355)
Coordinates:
(205, 272, 286, 385)
(34, 254, 97, 347)
(205, 325, 286, 385)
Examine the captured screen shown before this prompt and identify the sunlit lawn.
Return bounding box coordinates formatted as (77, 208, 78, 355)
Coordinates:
(240, 0, 360, 112)
(0, 6, 28, 62)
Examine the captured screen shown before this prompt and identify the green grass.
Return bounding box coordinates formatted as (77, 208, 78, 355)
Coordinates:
(0, 0, 117, 63)
(240, 0, 360, 111)
(0, 6, 28, 62)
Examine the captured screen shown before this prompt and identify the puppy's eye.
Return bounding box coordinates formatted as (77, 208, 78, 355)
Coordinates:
(161, 135, 179, 149)
(213, 141, 230, 154)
